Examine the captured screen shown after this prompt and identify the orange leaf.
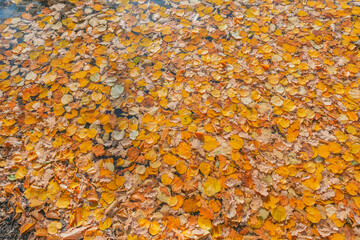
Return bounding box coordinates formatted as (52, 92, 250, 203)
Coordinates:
(19, 222, 35, 235)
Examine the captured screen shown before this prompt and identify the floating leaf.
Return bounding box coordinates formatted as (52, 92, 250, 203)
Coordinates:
(103, 33, 115, 42)
(110, 84, 124, 99)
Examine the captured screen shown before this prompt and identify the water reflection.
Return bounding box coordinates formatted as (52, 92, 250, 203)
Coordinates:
(0, 0, 41, 21)
(0, 0, 170, 22)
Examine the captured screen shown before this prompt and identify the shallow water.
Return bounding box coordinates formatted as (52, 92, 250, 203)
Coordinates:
(0, 0, 42, 21)
(1, 0, 360, 239)
(0, 0, 169, 22)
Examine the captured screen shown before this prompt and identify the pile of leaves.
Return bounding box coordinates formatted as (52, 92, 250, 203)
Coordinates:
(0, 0, 360, 239)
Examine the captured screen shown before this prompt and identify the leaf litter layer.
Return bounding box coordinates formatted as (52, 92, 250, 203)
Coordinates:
(0, 0, 360, 239)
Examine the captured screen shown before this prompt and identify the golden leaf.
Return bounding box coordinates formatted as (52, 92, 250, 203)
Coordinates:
(282, 99, 296, 112)
(199, 162, 211, 176)
(163, 153, 178, 166)
(161, 173, 173, 185)
(99, 217, 112, 231)
(306, 207, 322, 223)
(353, 196, 360, 208)
(19, 222, 35, 235)
(149, 221, 160, 235)
(0, 72, 9, 80)
(330, 233, 345, 240)
(47, 221, 62, 235)
(176, 142, 192, 159)
(203, 136, 219, 151)
(139, 37, 152, 47)
(204, 177, 221, 197)
(271, 206, 286, 222)
(198, 216, 211, 230)
(56, 196, 71, 209)
(346, 182, 358, 196)
(15, 166, 27, 179)
(318, 144, 330, 158)
(101, 192, 115, 205)
(229, 135, 244, 149)
(176, 161, 187, 174)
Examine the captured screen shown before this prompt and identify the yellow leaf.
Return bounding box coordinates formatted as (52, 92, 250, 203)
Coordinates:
(62, 18, 73, 26)
(203, 136, 219, 151)
(346, 63, 358, 73)
(282, 99, 296, 112)
(149, 221, 160, 235)
(101, 192, 115, 205)
(306, 207, 322, 223)
(42, 72, 57, 85)
(263, 195, 279, 210)
(47, 221, 62, 235)
(330, 233, 345, 240)
(167, 196, 178, 207)
(0, 72, 9, 80)
(331, 214, 345, 228)
(99, 217, 112, 231)
(163, 153, 178, 166)
(346, 182, 358, 196)
(15, 166, 27, 179)
(282, 43, 297, 53)
(199, 162, 211, 176)
(139, 37, 153, 47)
(204, 123, 215, 133)
(56, 196, 71, 208)
(176, 161, 187, 174)
(53, 104, 65, 116)
(271, 206, 287, 222)
(80, 140, 92, 153)
(334, 131, 347, 142)
(180, 114, 192, 125)
(19, 222, 35, 235)
(353, 196, 360, 208)
(29, 50, 42, 60)
(11, 0, 22, 4)
(230, 135, 244, 149)
(103, 33, 115, 42)
(318, 144, 330, 158)
(213, 14, 223, 22)
(204, 177, 221, 197)
(59, 40, 69, 48)
(161, 173, 173, 185)
(297, 10, 308, 16)
(248, 215, 263, 229)
(24, 115, 37, 125)
(176, 142, 192, 159)
(328, 142, 342, 153)
(276, 118, 290, 128)
(198, 216, 211, 230)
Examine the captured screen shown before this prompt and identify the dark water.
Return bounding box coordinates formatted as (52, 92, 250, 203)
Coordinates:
(0, 0, 42, 21)
(0, 0, 168, 22)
